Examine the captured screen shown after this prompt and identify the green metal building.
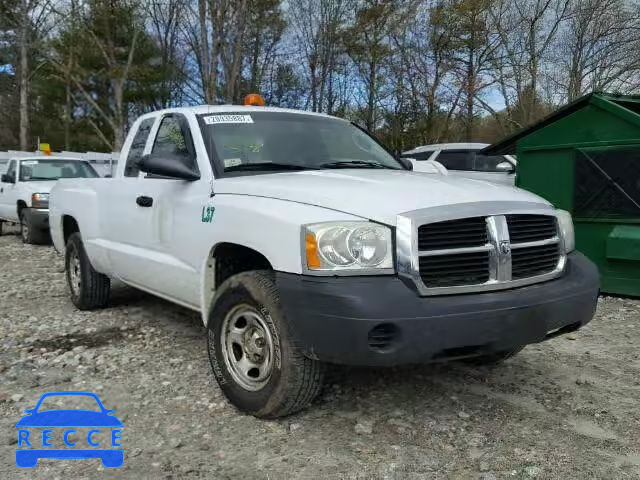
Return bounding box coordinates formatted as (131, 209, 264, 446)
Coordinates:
(483, 92, 640, 296)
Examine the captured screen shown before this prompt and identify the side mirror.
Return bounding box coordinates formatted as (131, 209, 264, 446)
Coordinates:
(104, 174, 112, 178)
(398, 158, 414, 171)
(496, 161, 515, 173)
(139, 154, 200, 181)
(24, 408, 34, 414)
(105, 409, 115, 415)
(1, 173, 13, 183)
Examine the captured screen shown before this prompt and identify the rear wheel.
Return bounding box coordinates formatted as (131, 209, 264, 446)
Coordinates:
(65, 232, 110, 310)
(208, 270, 325, 418)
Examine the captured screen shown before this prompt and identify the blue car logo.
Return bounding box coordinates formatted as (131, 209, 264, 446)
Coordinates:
(15, 391, 123, 468)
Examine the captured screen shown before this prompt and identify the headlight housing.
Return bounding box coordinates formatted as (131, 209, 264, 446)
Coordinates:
(303, 222, 394, 274)
(555, 209, 575, 253)
(31, 193, 49, 209)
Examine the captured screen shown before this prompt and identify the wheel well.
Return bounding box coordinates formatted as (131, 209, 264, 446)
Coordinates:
(213, 243, 272, 288)
(16, 200, 26, 218)
(62, 215, 80, 244)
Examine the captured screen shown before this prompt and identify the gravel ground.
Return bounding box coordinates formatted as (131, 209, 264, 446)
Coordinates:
(1, 227, 639, 479)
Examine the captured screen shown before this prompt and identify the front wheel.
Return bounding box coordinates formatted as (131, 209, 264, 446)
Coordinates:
(20, 209, 47, 244)
(65, 232, 110, 310)
(207, 270, 325, 418)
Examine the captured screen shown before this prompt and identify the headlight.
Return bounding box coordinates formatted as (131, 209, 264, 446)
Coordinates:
(303, 222, 394, 274)
(555, 209, 574, 253)
(31, 193, 49, 209)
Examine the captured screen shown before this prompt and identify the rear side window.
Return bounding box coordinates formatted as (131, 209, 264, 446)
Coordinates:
(124, 118, 155, 177)
(402, 151, 434, 161)
(435, 151, 471, 170)
(436, 150, 508, 172)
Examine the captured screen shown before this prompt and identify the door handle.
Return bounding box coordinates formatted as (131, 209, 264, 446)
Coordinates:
(136, 195, 153, 207)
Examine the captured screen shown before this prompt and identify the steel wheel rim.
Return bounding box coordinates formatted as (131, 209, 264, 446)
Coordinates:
(68, 248, 82, 296)
(220, 304, 274, 391)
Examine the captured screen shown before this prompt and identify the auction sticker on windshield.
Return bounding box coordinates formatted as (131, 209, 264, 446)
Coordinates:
(15, 391, 123, 468)
(203, 114, 253, 125)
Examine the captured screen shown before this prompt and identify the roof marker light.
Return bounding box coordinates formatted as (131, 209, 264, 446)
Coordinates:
(243, 93, 266, 107)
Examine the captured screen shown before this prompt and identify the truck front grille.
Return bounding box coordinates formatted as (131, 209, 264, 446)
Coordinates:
(410, 212, 564, 294)
(512, 243, 561, 280)
(418, 217, 488, 250)
(506, 214, 557, 243)
(419, 251, 490, 287)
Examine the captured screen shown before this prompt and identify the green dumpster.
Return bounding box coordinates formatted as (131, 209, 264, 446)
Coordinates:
(483, 92, 640, 296)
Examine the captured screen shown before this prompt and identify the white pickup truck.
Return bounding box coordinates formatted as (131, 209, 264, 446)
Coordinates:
(0, 156, 99, 243)
(50, 105, 600, 418)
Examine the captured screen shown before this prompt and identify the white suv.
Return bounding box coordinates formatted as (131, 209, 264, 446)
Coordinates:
(402, 143, 517, 185)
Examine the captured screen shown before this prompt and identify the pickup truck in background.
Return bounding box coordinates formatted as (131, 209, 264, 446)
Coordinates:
(0, 156, 99, 243)
(50, 105, 600, 418)
(402, 143, 517, 185)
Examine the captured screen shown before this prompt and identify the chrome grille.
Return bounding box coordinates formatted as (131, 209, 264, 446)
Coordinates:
(419, 251, 489, 287)
(507, 214, 557, 243)
(418, 217, 488, 250)
(512, 243, 561, 279)
(398, 206, 566, 296)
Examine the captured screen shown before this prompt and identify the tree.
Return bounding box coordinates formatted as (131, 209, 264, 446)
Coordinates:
(0, 0, 54, 150)
(50, 0, 166, 150)
(435, 0, 496, 140)
(289, 0, 352, 113)
(489, 0, 571, 131)
(555, 0, 640, 100)
(344, 0, 401, 131)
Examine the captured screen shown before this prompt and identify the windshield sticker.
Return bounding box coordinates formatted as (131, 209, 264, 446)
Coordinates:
(223, 158, 242, 168)
(203, 114, 254, 125)
(21, 161, 39, 165)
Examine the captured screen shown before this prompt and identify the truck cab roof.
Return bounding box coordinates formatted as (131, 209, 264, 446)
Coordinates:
(135, 105, 345, 122)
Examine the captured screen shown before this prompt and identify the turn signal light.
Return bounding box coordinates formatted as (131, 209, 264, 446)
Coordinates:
(305, 233, 321, 269)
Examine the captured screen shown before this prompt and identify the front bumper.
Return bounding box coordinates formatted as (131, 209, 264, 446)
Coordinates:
(276, 252, 599, 366)
(29, 208, 49, 229)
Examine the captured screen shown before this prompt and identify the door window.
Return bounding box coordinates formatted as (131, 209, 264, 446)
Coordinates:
(4, 160, 16, 182)
(124, 118, 155, 177)
(149, 115, 197, 176)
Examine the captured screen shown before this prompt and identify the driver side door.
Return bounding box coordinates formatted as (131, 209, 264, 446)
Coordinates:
(0, 160, 18, 221)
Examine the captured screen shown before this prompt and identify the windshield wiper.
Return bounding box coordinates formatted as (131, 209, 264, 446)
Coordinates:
(319, 160, 398, 169)
(225, 162, 314, 172)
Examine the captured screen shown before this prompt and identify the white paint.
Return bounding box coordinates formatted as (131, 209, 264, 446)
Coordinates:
(0, 156, 91, 223)
(49, 106, 554, 326)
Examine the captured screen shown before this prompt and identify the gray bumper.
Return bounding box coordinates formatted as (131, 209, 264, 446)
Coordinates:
(276, 252, 600, 366)
(28, 208, 49, 229)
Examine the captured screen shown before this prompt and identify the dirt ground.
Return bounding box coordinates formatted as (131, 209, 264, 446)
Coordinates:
(1, 227, 639, 479)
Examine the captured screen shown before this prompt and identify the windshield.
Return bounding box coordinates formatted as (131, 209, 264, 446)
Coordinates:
(19, 160, 99, 181)
(198, 111, 403, 174)
(37, 394, 101, 412)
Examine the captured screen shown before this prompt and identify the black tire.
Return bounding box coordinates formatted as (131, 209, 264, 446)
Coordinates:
(208, 270, 325, 418)
(20, 209, 47, 244)
(463, 347, 524, 366)
(65, 232, 110, 310)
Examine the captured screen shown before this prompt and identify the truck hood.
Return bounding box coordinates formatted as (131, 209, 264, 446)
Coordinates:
(215, 170, 550, 225)
(22, 180, 57, 193)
